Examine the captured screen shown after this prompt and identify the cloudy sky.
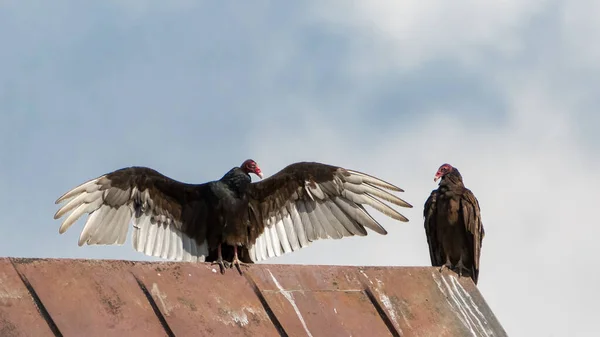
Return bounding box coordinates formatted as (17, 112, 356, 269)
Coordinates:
(1, 1, 597, 336)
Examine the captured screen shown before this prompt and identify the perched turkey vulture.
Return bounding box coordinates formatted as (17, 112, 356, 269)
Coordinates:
(423, 163, 485, 284)
(55, 160, 412, 273)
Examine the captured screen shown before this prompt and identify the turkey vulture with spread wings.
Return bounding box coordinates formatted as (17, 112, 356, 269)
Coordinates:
(423, 163, 485, 284)
(55, 160, 412, 273)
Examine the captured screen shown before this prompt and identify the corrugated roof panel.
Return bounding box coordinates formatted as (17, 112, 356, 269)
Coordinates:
(131, 262, 281, 336)
(359, 266, 506, 337)
(12, 259, 167, 337)
(0, 259, 55, 337)
(249, 265, 395, 337)
(0, 258, 508, 337)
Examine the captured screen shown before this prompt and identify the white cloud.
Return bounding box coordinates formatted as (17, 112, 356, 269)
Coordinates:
(309, 0, 551, 72)
(560, 0, 600, 69)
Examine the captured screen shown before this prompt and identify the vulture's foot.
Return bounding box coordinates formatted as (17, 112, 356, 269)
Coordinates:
(439, 258, 453, 273)
(439, 264, 452, 273)
(231, 245, 249, 275)
(231, 257, 249, 275)
(211, 244, 230, 274)
(211, 258, 231, 274)
(455, 260, 469, 278)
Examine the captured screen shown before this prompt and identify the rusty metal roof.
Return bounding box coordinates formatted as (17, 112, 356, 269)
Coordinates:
(0, 257, 507, 337)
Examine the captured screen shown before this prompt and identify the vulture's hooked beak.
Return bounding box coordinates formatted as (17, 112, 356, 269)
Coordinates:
(256, 172, 263, 179)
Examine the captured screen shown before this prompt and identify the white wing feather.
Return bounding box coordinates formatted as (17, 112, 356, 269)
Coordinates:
(248, 169, 411, 262)
(55, 176, 208, 262)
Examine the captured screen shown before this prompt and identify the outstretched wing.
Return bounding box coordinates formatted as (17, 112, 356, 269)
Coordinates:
(54, 167, 211, 262)
(244, 162, 412, 262)
(460, 188, 485, 283)
(423, 189, 444, 266)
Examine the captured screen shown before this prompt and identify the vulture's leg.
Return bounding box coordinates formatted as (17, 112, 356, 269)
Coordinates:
(211, 244, 230, 274)
(439, 255, 453, 273)
(455, 257, 468, 279)
(231, 245, 249, 275)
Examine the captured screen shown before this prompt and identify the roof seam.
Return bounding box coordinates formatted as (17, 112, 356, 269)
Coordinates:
(9, 258, 63, 337)
(363, 286, 402, 337)
(132, 272, 176, 337)
(243, 273, 289, 337)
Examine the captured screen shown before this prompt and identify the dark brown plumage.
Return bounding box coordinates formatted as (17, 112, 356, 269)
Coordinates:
(423, 163, 485, 284)
(55, 160, 412, 274)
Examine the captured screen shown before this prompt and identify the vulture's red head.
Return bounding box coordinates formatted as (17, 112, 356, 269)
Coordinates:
(241, 159, 263, 179)
(434, 163, 454, 182)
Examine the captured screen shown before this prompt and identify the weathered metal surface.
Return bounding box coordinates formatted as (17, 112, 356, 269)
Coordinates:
(359, 266, 508, 337)
(248, 265, 396, 337)
(0, 258, 54, 337)
(11, 258, 168, 337)
(1, 258, 508, 337)
(131, 262, 281, 337)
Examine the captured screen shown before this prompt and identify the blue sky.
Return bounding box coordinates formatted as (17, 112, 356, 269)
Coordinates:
(1, 1, 598, 336)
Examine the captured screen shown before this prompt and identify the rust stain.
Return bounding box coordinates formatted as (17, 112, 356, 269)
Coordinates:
(0, 258, 507, 337)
